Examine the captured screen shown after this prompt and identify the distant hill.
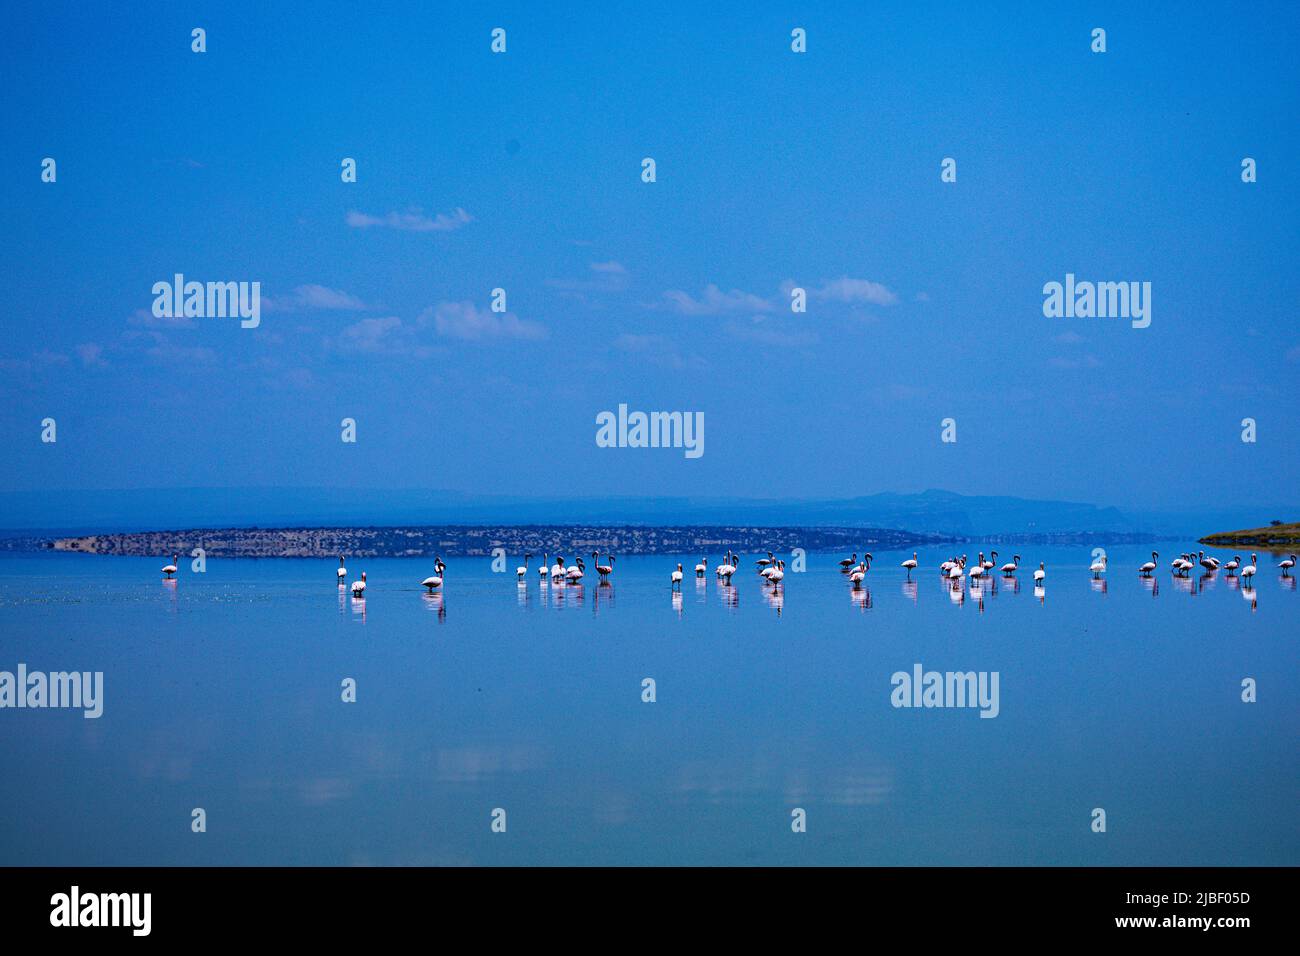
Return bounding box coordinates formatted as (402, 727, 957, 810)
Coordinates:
(0, 486, 1291, 539)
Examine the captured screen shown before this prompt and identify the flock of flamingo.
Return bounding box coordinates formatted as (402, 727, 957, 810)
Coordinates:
(154, 547, 1298, 599)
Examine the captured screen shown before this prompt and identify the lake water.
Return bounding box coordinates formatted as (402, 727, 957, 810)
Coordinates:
(0, 544, 1295, 866)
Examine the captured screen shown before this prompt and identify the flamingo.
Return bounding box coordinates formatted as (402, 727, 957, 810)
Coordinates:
(969, 552, 986, 579)
(671, 563, 683, 590)
(718, 552, 737, 583)
(947, 558, 965, 583)
(422, 558, 445, 591)
(755, 551, 774, 570)
(538, 552, 549, 583)
(1139, 551, 1158, 576)
(566, 557, 585, 583)
(1089, 554, 1106, 578)
(1280, 554, 1296, 575)
(161, 554, 178, 579)
(351, 571, 367, 597)
(1198, 551, 1219, 571)
(901, 552, 918, 579)
(982, 551, 998, 574)
(1224, 555, 1241, 574)
(1033, 561, 1046, 584)
(849, 559, 867, 586)
(594, 552, 614, 582)
(516, 552, 531, 580)
(767, 559, 785, 585)
(1240, 553, 1257, 583)
(839, 553, 857, 571)
(1001, 554, 1021, 576)
(336, 555, 347, 584)
(551, 555, 566, 582)
(695, 557, 708, 577)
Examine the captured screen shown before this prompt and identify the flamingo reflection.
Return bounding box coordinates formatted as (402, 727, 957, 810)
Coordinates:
(850, 585, 871, 611)
(422, 590, 446, 622)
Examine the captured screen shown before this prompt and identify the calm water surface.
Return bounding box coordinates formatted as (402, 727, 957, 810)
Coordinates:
(0, 545, 1296, 865)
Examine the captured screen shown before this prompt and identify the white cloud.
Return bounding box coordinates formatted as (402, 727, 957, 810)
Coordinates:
(811, 277, 899, 306)
(76, 342, 108, 368)
(128, 307, 196, 330)
(144, 336, 217, 365)
(614, 333, 706, 370)
(338, 316, 406, 353)
(547, 261, 630, 295)
(265, 284, 372, 312)
(662, 283, 772, 315)
(332, 315, 438, 358)
(345, 207, 472, 232)
(426, 301, 546, 341)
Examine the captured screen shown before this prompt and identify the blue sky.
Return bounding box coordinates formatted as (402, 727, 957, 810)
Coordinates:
(2, 1, 1297, 514)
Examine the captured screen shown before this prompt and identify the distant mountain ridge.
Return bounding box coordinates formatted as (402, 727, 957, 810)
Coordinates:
(0, 487, 1289, 539)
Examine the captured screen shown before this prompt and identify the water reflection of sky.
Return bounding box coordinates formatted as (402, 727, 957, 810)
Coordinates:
(0, 547, 1295, 865)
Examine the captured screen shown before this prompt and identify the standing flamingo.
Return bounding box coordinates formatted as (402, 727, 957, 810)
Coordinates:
(336, 555, 347, 585)
(901, 552, 918, 579)
(566, 557, 585, 583)
(849, 558, 867, 586)
(351, 571, 367, 597)
(1139, 552, 1158, 576)
(161, 554, 179, 579)
(671, 563, 683, 590)
(767, 559, 785, 585)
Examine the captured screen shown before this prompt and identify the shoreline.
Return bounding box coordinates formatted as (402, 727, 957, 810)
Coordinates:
(0, 524, 1179, 558)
